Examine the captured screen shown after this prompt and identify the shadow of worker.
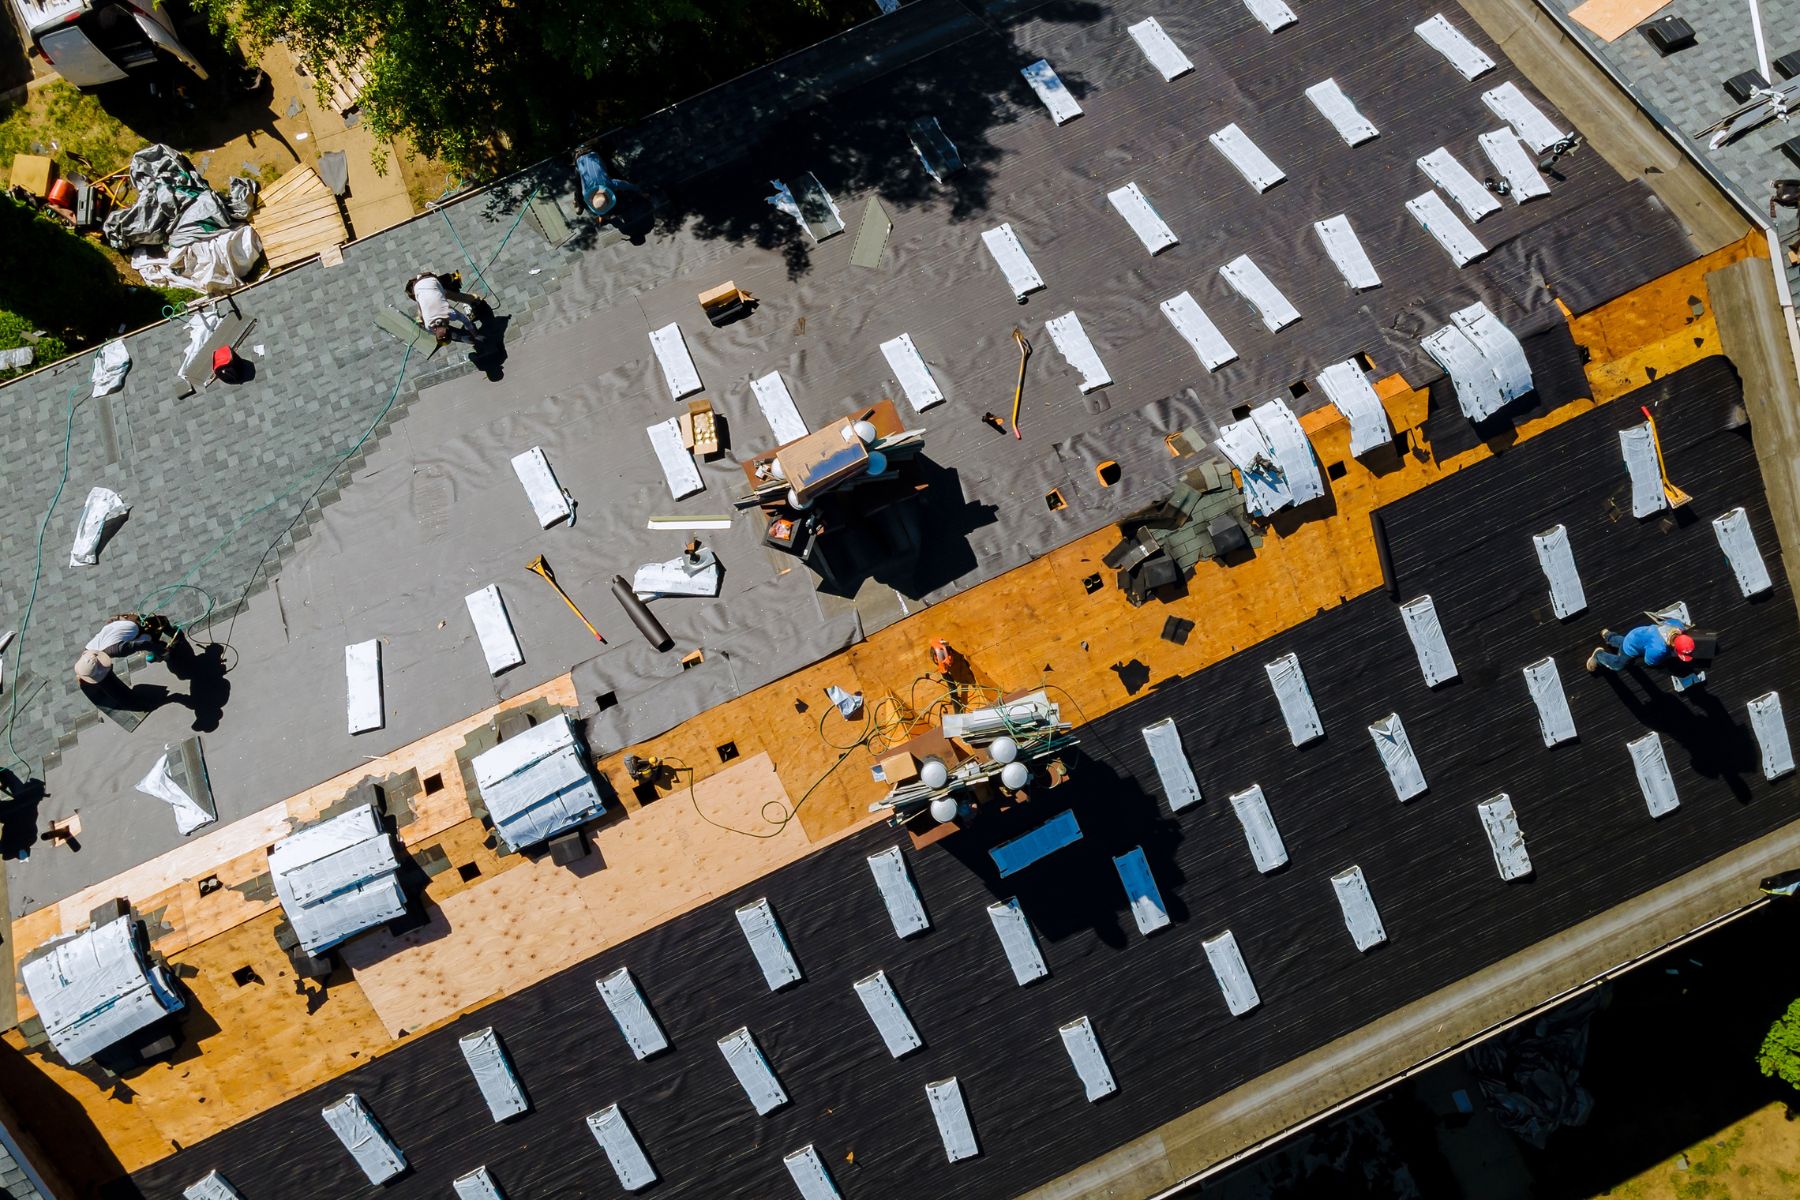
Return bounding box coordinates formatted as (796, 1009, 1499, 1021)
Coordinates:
(165, 640, 232, 733)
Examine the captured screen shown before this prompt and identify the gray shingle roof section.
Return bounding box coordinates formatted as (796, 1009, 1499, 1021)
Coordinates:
(1547, 0, 1800, 291)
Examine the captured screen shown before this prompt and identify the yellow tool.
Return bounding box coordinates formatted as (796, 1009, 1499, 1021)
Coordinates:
(1640, 405, 1692, 509)
(526, 554, 605, 642)
(1009, 328, 1032, 440)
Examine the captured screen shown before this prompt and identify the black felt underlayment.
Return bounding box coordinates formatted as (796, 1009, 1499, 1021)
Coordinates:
(124, 356, 1800, 1199)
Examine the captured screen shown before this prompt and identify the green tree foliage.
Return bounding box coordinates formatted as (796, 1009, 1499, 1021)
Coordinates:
(196, 0, 860, 177)
(1757, 998, 1800, 1090)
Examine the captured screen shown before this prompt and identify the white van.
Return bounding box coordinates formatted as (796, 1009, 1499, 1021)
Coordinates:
(8, 0, 209, 88)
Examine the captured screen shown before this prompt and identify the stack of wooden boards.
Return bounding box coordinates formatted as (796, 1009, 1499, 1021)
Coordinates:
(251, 165, 350, 270)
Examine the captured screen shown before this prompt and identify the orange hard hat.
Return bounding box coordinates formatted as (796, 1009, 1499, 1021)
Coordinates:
(1673, 633, 1696, 662)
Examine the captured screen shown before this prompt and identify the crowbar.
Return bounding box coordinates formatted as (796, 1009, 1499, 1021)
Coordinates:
(1009, 328, 1032, 440)
(526, 554, 605, 642)
(1639, 405, 1692, 509)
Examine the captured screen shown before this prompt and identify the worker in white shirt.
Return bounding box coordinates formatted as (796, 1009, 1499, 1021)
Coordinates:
(404, 271, 486, 347)
(74, 613, 174, 687)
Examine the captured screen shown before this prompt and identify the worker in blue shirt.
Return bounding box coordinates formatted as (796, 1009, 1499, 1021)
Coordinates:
(575, 150, 640, 223)
(1586, 621, 1698, 674)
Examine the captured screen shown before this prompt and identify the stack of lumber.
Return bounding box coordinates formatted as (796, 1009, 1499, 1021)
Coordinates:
(319, 56, 371, 116)
(252, 165, 349, 270)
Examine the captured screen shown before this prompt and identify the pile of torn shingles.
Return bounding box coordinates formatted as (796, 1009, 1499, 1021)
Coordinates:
(1103, 457, 1260, 605)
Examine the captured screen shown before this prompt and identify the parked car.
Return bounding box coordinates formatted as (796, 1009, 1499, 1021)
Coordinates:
(7, 0, 208, 88)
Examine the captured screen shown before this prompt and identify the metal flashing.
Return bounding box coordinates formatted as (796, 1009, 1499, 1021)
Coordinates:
(21, 914, 185, 1065)
(1161, 291, 1237, 371)
(1452, 302, 1532, 403)
(1523, 657, 1577, 747)
(1478, 127, 1550, 201)
(1243, 0, 1296, 32)
(1215, 417, 1293, 517)
(471, 712, 606, 853)
(1210, 124, 1285, 192)
(1713, 507, 1773, 597)
(1532, 524, 1587, 620)
(1114, 847, 1170, 935)
(1629, 732, 1680, 817)
(1415, 13, 1495, 79)
(854, 970, 923, 1058)
(879, 333, 945, 413)
(1305, 79, 1378, 145)
(452, 1167, 505, 1200)
(1021, 59, 1082, 124)
(267, 803, 406, 956)
(1044, 312, 1112, 392)
(926, 1077, 980, 1163)
(1313, 215, 1381, 291)
(1251, 398, 1324, 505)
(1418, 147, 1501, 222)
(1059, 1016, 1119, 1101)
(649, 323, 703, 398)
(183, 1172, 243, 1200)
(1202, 928, 1261, 1015)
(1141, 716, 1203, 811)
(587, 1104, 657, 1191)
(1127, 17, 1193, 80)
(1399, 594, 1459, 686)
(1406, 191, 1486, 266)
(1619, 423, 1669, 518)
(1331, 865, 1388, 951)
(718, 1027, 788, 1115)
(1220, 256, 1300, 331)
(1749, 693, 1795, 781)
(736, 898, 804, 991)
(321, 1094, 406, 1185)
(1228, 784, 1289, 873)
(459, 1027, 529, 1122)
(1369, 713, 1427, 802)
(868, 846, 930, 937)
(596, 967, 669, 1060)
(1265, 652, 1324, 745)
(1106, 182, 1178, 255)
(986, 897, 1050, 985)
(981, 223, 1047, 299)
(990, 808, 1083, 877)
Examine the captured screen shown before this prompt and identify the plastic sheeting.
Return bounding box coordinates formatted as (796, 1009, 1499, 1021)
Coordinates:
(136, 751, 215, 835)
(131, 227, 264, 296)
(102, 144, 255, 251)
(268, 804, 407, 955)
(89, 338, 130, 397)
(68, 486, 128, 567)
(470, 713, 606, 853)
(19, 915, 183, 1064)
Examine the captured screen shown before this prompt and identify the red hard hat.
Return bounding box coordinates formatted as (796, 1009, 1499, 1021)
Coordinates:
(1673, 633, 1696, 661)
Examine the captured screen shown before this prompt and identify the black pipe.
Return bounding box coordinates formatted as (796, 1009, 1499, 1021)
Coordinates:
(1369, 509, 1398, 601)
(611, 576, 672, 650)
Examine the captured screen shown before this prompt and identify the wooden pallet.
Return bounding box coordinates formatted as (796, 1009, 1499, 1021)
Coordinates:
(319, 56, 370, 115)
(252, 165, 348, 270)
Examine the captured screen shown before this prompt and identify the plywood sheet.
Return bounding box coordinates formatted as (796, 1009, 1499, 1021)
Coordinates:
(1570, 0, 1670, 42)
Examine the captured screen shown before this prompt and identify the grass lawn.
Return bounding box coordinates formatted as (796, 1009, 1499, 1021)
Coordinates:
(0, 79, 142, 180)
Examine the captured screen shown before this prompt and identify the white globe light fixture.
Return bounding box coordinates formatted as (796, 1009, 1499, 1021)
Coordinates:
(929, 796, 959, 824)
(853, 419, 878, 444)
(786, 488, 813, 510)
(920, 756, 949, 790)
(769, 457, 787, 480)
(1000, 761, 1030, 790)
(989, 735, 1019, 764)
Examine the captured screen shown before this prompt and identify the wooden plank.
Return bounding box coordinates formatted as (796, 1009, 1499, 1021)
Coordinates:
(1570, 0, 1671, 41)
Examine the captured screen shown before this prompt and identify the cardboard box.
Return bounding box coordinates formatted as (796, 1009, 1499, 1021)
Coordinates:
(879, 752, 919, 786)
(10, 154, 53, 197)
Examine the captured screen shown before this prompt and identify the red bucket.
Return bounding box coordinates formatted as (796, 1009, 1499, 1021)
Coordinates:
(45, 178, 75, 210)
